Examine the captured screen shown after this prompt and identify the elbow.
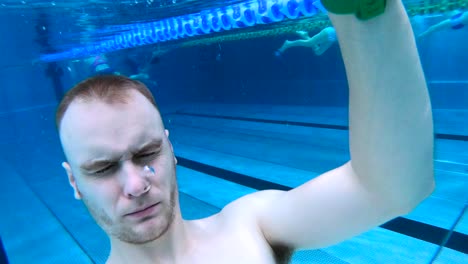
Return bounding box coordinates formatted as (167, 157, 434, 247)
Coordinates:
(393, 156, 436, 215)
(397, 178, 436, 215)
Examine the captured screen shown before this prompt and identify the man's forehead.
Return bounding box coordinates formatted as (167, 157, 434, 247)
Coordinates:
(61, 91, 160, 130)
(59, 91, 163, 163)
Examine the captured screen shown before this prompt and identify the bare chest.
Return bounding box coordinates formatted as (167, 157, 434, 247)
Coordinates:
(182, 227, 292, 264)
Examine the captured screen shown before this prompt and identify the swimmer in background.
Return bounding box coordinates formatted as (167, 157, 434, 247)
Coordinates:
(83, 54, 157, 87)
(84, 54, 117, 75)
(274, 26, 337, 57)
(418, 10, 467, 39)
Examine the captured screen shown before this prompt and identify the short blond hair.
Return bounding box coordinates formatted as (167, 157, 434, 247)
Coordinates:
(56, 74, 159, 131)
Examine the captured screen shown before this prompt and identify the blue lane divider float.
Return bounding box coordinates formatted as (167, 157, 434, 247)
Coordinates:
(40, 0, 327, 63)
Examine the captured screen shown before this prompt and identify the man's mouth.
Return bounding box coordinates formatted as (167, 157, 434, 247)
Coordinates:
(125, 203, 160, 218)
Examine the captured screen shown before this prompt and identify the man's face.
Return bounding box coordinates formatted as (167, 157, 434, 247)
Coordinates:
(59, 90, 178, 244)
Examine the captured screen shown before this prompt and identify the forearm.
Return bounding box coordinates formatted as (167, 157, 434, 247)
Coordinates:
(329, 0, 435, 210)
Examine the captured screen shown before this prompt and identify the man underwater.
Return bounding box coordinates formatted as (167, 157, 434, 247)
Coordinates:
(56, 0, 435, 263)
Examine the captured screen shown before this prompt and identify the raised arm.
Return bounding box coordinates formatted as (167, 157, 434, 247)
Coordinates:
(251, 0, 435, 249)
(330, 0, 434, 210)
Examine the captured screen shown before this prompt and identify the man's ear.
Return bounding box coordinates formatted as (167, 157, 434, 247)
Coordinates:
(165, 129, 177, 165)
(62, 162, 82, 200)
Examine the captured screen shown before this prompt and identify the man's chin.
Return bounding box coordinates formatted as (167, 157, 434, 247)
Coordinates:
(117, 215, 173, 244)
(123, 232, 159, 245)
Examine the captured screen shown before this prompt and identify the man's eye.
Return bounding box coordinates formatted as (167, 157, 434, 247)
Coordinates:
(137, 152, 157, 159)
(94, 165, 114, 175)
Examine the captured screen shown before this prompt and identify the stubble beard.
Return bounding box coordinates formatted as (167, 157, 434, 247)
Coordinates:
(82, 179, 178, 244)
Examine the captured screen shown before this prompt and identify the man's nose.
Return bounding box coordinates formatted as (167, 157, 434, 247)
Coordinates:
(120, 162, 151, 198)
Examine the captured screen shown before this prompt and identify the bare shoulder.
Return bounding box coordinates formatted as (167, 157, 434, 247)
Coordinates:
(216, 189, 287, 238)
(189, 190, 284, 230)
(186, 190, 293, 264)
(190, 190, 287, 240)
(218, 190, 295, 263)
(189, 190, 285, 235)
(220, 190, 285, 219)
